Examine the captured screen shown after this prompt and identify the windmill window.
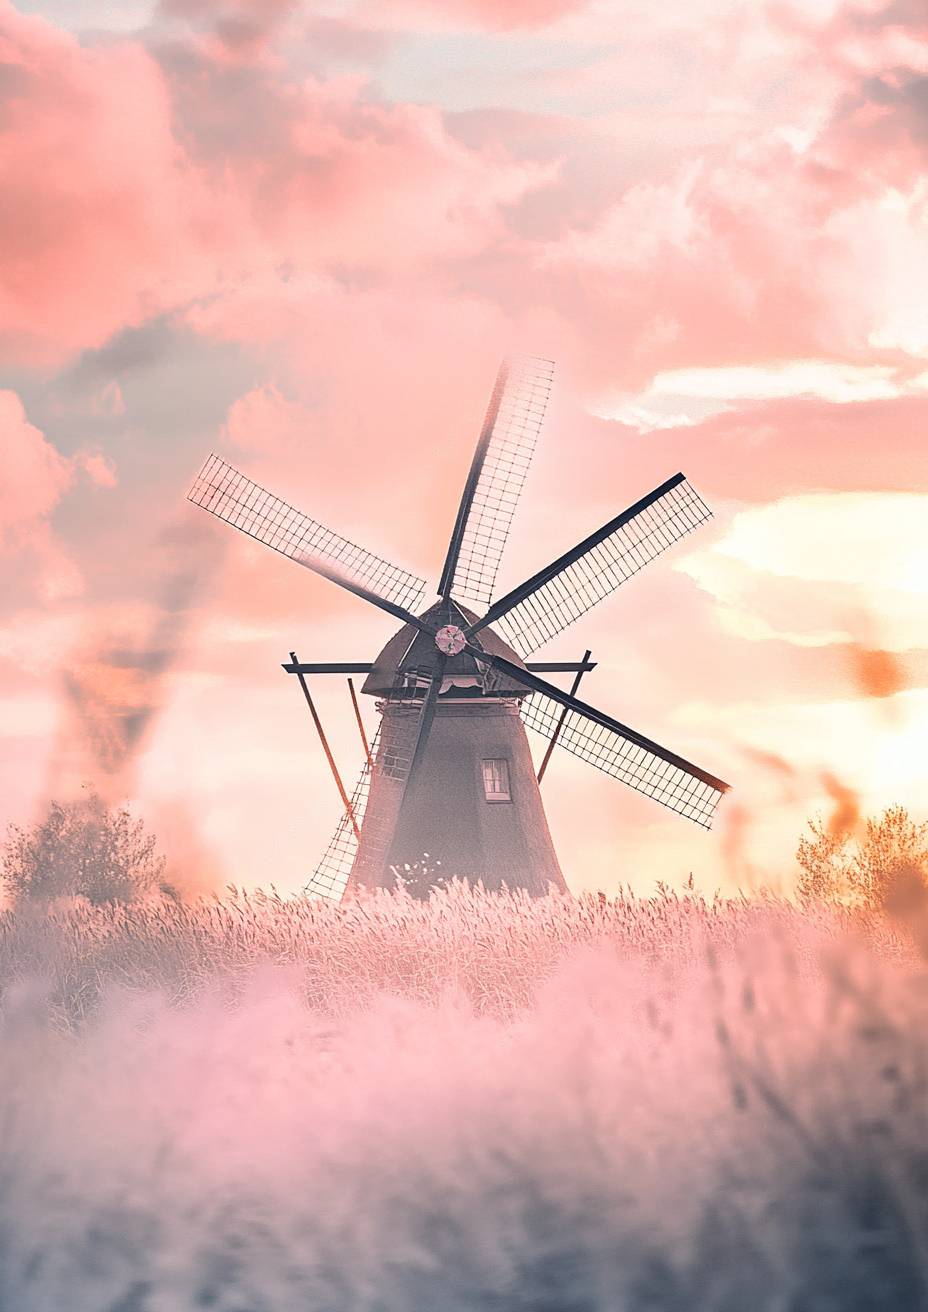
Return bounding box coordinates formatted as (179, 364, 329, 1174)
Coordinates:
(482, 758, 511, 802)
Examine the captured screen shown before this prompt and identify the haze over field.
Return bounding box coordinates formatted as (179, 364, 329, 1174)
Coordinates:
(1, 884, 926, 1309)
(1, 0, 927, 897)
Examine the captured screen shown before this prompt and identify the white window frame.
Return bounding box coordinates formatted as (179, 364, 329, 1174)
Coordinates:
(481, 758, 511, 803)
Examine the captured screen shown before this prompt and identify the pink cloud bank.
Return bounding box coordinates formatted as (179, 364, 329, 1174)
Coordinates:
(0, 390, 71, 538)
(0, 5, 218, 365)
(0, 0, 549, 367)
(159, 0, 295, 55)
(375, 0, 588, 30)
(0, 389, 115, 602)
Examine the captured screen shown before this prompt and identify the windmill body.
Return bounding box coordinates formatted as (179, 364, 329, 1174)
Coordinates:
(351, 599, 565, 894)
(188, 356, 731, 901)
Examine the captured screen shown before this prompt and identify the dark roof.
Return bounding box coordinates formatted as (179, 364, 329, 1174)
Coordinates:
(362, 599, 530, 696)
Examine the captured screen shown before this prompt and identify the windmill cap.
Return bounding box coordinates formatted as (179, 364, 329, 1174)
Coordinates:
(362, 599, 530, 697)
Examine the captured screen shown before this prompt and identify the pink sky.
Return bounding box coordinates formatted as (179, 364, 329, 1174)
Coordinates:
(1, 0, 926, 897)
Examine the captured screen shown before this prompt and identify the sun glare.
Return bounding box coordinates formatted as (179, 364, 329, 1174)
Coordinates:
(717, 492, 928, 596)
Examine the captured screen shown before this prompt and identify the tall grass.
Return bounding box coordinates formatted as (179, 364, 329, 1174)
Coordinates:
(0, 883, 925, 1310)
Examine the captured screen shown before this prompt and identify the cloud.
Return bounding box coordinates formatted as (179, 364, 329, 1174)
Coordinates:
(597, 359, 928, 430)
(422, 0, 588, 29)
(0, 399, 77, 599)
(535, 145, 858, 390)
(162, 59, 552, 268)
(158, 0, 296, 58)
(88, 381, 127, 418)
(840, 0, 928, 37)
(822, 68, 928, 189)
(0, 3, 552, 368)
(353, 0, 589, 33)
(524, 0, 928, 395)
(0, 390, 122, 609)
(75, 451, 119, 489)
(775, 0, 928, 192)
(679, 491, 928, 653)
(0, 4, 221, 367)
(585, 390, 928, 516)
(221, 385, 310, 453)
(0, 390, 72, 542)
(683, 687, 928, 817)
(716, 491, 928, 593)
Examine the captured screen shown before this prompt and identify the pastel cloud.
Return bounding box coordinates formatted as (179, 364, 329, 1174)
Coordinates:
(253, 90, 551, 268)
(0, 389, 117, 603)
(159, 0, 295, 55)
(0, 1, 552, 368)
(512, 1, 928, 396)
(419, 0, 585, 28)
(353, 0, 588, 33)
(598, 360, 928, 430)
(679, 492, 928, 653)
(717, 492, 928, 594)
(540, 130, 928, 394)
(221, 385, 310, 453)
(588, 391, 928, 512)
(0, 3, 221, 367)
(0, 389, 72, 541)
(163, 0, 589, 44)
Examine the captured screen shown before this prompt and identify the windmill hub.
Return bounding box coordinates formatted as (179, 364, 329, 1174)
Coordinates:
(435, 624, 466, 656)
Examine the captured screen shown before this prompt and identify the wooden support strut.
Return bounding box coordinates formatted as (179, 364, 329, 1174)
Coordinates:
(289, 651, 361, 842)
(347, 677, 373, 772)
(537, 650, 592, 784)
(282, 660, 598, 675)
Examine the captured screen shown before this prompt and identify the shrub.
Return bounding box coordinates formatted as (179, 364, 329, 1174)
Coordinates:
(1, 794, 166, 906)
(796, 804, 928, 909)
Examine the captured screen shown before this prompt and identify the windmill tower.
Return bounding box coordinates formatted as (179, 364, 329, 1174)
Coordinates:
(188, 357, 729, 899)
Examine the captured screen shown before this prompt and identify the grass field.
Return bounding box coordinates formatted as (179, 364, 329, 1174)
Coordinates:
(0, 882, 925, 1311)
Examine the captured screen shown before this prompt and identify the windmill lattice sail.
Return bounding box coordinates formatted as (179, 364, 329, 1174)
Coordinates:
(471, 475, 711, 658)
(305, 701, 426, 900)
(306, 730, 379, 900)
(441, 356, 554, 611)
(188, 453, 426, 613)
(519, 691, 725, 829)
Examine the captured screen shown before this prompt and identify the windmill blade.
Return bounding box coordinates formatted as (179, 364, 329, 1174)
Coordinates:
(189, 453, 427, 620)
(519, 690, 725, 828)
(466, 474, 712, 658)
(304, 665, 447, 897)
(375, 657, 446, 848)
(399, 659, 446, 789)
(437, 356, 554, 610)
(304, 730, 380, 901)
(463, 642, 729, 828)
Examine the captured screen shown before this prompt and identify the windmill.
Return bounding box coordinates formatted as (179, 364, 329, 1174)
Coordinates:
(188, 357, 729, 899)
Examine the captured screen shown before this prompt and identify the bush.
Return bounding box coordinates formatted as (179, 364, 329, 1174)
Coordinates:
(796, 804, 928, 909)
(1, 794, 166, 906)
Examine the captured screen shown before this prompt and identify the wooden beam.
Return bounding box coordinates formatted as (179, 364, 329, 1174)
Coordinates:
(537, 650, 592, 784)
(289, 651, 361, 842)
(282, 660, 598, 675)
(347, 677, 373, 772)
